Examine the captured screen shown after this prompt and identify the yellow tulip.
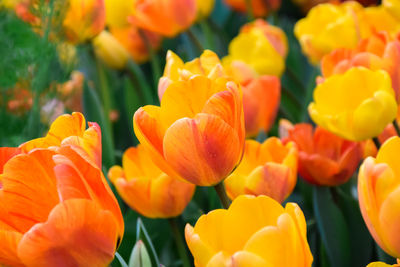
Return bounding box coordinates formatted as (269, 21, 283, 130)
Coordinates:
(196, 0, 215, 19)
(308, 67, 397, 141)
(359, 137, 400, 259)
(383, 0, 400, 21)
(104, 0, 135, 27)
(360, 6, 400, 38)
(224, 138, 298, 203)
(92, 31, 130, 69)
(367, 261, 400, 267)
(185, 195, 313, 267)
(223, 28, 285, 77)
(294, 2, 363, 64)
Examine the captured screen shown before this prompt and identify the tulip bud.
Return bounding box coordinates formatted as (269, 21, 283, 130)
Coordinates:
(93, 31, 130, 69)
(129, 240, 152, 267)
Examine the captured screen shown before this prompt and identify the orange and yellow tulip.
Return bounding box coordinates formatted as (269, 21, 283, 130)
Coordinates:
(294, 2, 363, 64)
(130, 0, 197, 37)
(367, 260, 400, 267)
(134, 75, 245, 186)
(63, 0, 106, 44)
(224, 138, 298, 203)
(308, 67, 397, 141)
(321, 31, 400, 102)
(104, 0, 135, 28)
(281, 121, 362, 186)
(108, 145, 195, 218)
(185, 195, 313, 266)
(242, 75, 280, 137)
(358, 137, 400, 258)
(19, 112, 102, 168)
(224, 0, 281, 18)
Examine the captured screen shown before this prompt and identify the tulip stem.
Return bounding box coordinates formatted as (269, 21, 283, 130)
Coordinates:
(168, 217, 192, 267)
(393, 120, 400, 136)
(244, 0, 255, 21)
(186, 28, 204, 53)
(372, 137, 381, 150)
(214, 182, 231, 209)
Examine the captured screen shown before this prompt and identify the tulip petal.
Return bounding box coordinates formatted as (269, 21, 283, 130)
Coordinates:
(0, 230, 23, 266)
(18, 199, 118, 267)
(206, 251, 271, 267)
(0, 149, 59, 232)
(0, 147, 21, 174)
(163, 114, 241, 185)
(19, 112, 86, 152)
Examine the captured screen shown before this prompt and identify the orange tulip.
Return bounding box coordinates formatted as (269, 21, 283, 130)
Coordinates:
(0, 147, 21, 176)
(134, 76, 245, 186)
(108, 145, 195, 218)
(19, 112, 102, 168)
(130, 0, 197, 37)
(224, 138, 298, 203)
(185, 195, 313, 267)
(242, 75, 280, 137)
(321, 31, 400, 101)
(358, 136, 400, 258)
(63, 0, 106, 44)
(224, 0, 281, 17)
(280, 121, 362, 186)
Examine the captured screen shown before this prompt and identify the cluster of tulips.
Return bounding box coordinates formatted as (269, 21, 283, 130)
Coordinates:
(2, 0, 400, 266)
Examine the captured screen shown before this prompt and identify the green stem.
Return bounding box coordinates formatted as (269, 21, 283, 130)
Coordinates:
(286, 67, 306, 93)
(393, 120, 400, 136)
(213, 182, 231, 209)
(138, 29, 162, 90)
(168, 217, 191, 267)
(373, 137, 381, 150)
(244, 0, 255, 21)
(282, 85, 302, 108)
(126, 60, 155, 104)
(186, 28, 204, 53)
(200, 20, 215, 51)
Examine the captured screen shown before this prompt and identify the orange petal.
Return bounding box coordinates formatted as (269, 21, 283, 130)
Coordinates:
(0, 230, 23, 266)
(0, 149, 59, 233)
(20, 112, 86, 152)
(18, 199, 119, 267)
(0, 147, 21, 174)
(163, 114, 241, 185)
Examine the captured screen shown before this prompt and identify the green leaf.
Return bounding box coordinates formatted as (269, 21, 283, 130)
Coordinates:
(136, 218, 161, 267)
(129, 240, 152, 267)
(313, 186, 351, 267)
(114, 252, 129, 267)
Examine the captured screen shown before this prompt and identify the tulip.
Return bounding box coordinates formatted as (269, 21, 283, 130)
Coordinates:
(242, 75, 280, 137)
(224, 0, 281, 18)
(134, 75, 245, 186)
(185, 195, 313, 267)
(294, 2, 363, 64)
(92, 30, 131, 69)
(280, 121, 362, 186)
(308, 67, 397, 141)
(108, 145, 195, 218)
(224, 138, 297, 203)
(196, 0, 215, 19)
(0, 147, 21, 176)
(384, 0, 400, 20)
(19, 112, 102, 168)
(104, 0, 135, 28)
(223, 25, 286, 77)
(130, 0, 197, 37)
(63, 0, 106, 44)
(367, 261, 400, 267)
(358, 137, 400, 258)
(360, 6, 400, 38)
(321, 31, 400, 102)
(0, 146, 124, 266)
(110, 25, 162, 64)
(158, 50, 227, 99)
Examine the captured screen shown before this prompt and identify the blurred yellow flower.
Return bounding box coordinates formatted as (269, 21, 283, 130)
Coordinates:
(104, 0, 135, 27)
(308, 67, 397, 141)
(383, 0, 400, 20)
(185, 195, 313, 267)
(92, 31, 130, 69)
(196, 0, 215, 19)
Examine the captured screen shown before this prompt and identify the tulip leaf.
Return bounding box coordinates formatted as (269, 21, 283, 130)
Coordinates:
(114, 252, 129, 267)
(136, 218, 161, 267)
(313, 186, 351, 267)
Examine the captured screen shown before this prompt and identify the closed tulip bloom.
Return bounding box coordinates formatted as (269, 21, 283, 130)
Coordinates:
(224, 138, 298, 203)
(158, 50, 227, 100)
(321, 32, 400, 102)
(104, 0, 135, 27)
(134, 76, 245, 186)
(308, 67, 397, 141)
(294, 2, 363, 64)
(242, 75, 280, 137)
(196, 0, 215, 19)
(358, 137, 400, 258)
(359, 6, 400, 38)
(108, 145, 195, 218)
(130, 0, 197, 37)
(185, 195, 313, 267)
(63, 0, 106, 44)
(223, 26, 286, 77)
(19, 112, 102, 168)
(0, 146, 124, 266)
(281, 121, 362, 186)
(92, 30, 130, 69)
(224, 0, 281, 18)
